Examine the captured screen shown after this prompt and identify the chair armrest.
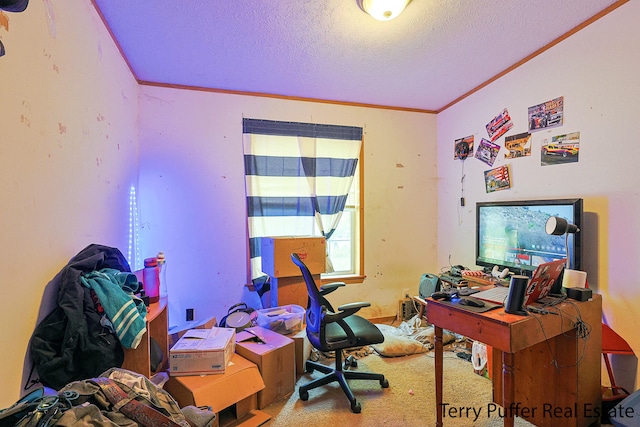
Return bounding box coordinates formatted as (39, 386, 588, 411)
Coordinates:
(319, 282, 346, 296)
(321, 302, 371, 348)
(323, 301, 370, 323)
(337, 301, 370, 314)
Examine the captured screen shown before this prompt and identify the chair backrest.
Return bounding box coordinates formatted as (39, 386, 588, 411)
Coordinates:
(290, 253, 327, 347)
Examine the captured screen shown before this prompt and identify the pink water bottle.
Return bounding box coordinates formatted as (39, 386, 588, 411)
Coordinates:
(143, 257, 160, 303)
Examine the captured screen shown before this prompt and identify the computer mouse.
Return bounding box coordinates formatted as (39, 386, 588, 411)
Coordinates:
(459, 297, 485, 308)
(431, 291, 451, 300)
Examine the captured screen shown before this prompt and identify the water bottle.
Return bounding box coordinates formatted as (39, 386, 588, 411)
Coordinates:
(157, 251, 168, 300)
(143, 257, 160, 303)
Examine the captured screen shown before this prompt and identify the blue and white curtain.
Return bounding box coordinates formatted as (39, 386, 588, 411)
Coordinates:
(243, 118, 363, 279)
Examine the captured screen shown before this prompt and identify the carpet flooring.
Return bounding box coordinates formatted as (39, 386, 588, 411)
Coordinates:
(262, 348, 538, 426)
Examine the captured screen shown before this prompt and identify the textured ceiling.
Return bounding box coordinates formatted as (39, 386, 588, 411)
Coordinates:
(93, 0, 623, 112)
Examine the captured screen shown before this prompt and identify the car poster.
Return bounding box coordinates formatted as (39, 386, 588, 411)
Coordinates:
(475, 138, 500, 166)
(484, 164, 511, 193)
(541, 131, 580, 166)
(504, 132, 532, 159)
(486, 108, 513, 142)
(528, 96, 564, 131)
(454, 135, 474, 160)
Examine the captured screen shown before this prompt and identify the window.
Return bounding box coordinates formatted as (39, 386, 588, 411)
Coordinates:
(242, 119, 363, 282)
(321, 158, 361, 278)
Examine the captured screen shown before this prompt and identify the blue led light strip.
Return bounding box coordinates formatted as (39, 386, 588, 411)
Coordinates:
(128, 186, 141, 270)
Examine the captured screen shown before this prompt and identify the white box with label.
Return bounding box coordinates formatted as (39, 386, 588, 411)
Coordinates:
(170, 327, 236, 376)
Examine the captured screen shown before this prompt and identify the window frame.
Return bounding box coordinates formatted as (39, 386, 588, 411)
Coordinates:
(320, 142, 365, 284)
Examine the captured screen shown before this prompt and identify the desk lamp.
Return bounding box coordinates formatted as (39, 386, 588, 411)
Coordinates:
(545, 216, 586, 290)
(545, 216, 579, 268)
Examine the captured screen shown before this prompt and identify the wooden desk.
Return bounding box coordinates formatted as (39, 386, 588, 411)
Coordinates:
(427, 295, 602, 427)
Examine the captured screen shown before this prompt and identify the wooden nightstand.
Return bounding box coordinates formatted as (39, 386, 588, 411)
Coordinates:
(121, 297, 169, 378)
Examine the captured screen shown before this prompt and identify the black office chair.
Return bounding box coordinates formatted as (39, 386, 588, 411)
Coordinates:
(290, 253, 389, 413)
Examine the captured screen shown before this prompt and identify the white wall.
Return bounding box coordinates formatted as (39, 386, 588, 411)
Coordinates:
(0, 0, 438, 406)
(0, 0, 138, 406)
(137, 86, 439, 329)
(437, 1, 640, 391)
(3, 0, 636, 408)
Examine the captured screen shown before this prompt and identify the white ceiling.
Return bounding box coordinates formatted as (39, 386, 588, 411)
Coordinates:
(93, 0, 622, 112)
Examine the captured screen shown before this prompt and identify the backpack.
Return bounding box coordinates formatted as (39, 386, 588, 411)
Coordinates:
(0, 387, 57, 427)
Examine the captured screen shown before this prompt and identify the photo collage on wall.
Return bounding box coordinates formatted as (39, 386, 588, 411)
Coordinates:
(453, 95, 580, 193)
(484, 165, 511, 193)
(541, 131, 580, 165)
(454, 135, 474, 160)
(486, 108, 513, 142)
(504, 132, 531, 159)
(528, 96, 564, 131)
(475, 138, 500, 166)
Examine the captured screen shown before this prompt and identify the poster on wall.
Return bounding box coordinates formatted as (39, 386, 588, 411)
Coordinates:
(454, 135, 474, 160)
(528, 96, 564, 131)
(541, 131, 580, 166)
(504, 132, 531, 159)
(475, 138, 500, 166)
(486, 108, 513, 141)
(484, 164, 511, 193)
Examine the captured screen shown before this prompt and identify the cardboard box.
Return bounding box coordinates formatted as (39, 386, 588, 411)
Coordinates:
(260, 236, 326, 278)
(235, 326, 295, 409)
(291, 328, 312, 376)
(170, 327, 235, 375)
(266, 275, 320, 308)
(165, 354, 270, 427)
(168, 315, 217, 349)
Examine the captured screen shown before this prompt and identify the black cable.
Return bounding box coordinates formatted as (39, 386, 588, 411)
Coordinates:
(526, 301, 591, 371)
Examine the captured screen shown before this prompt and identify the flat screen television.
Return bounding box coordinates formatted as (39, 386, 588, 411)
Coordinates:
(476, 198, 583, 275)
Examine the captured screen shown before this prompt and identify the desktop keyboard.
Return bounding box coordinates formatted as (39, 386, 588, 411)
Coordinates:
(472, 286, 509, 304)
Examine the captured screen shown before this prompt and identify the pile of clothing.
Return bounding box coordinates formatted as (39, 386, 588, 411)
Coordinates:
(1, 244, 215, 427)
(29, 244, 146, 390)
(0, 368, 215, 427)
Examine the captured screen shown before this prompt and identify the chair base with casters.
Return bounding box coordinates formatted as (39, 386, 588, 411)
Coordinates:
(299, 349, 389, 413)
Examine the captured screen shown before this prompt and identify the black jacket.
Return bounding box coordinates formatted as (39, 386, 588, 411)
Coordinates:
(29, 244, 131, 390)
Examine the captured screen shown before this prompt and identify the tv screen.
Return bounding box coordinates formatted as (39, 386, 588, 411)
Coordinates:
(476, 198, 583, 274)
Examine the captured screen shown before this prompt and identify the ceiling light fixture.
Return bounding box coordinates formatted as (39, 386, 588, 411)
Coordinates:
(358, 0, 411, 22)
(0, 0, 29, 13)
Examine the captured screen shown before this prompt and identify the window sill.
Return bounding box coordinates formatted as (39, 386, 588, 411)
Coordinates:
(320, 274, 365, 285)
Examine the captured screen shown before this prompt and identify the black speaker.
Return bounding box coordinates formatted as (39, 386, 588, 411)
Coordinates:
(505, 275, 529, 315)
(566, 287, 592, 301)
